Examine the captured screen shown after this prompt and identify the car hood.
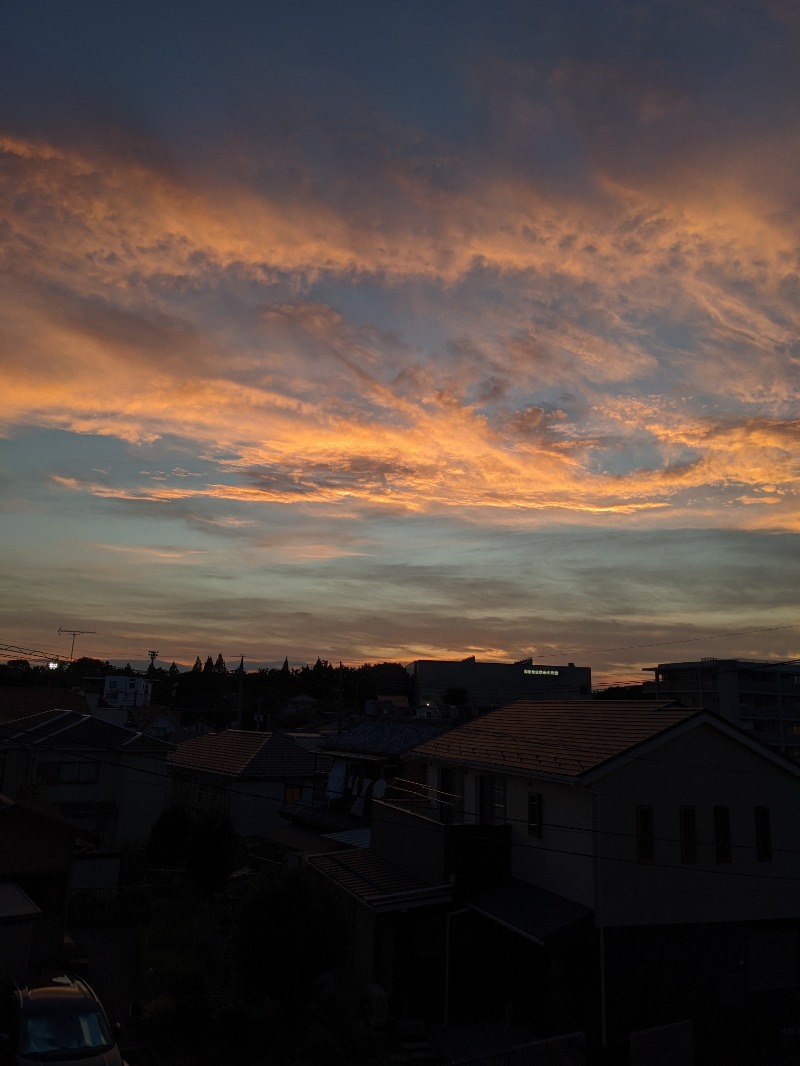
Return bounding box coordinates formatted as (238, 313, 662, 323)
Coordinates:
(18, 1050, 124, 1066)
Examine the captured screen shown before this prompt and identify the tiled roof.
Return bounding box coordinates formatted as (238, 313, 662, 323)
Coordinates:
(0, 687, 90, 721)
(309, 848, 452, 909)
(322, 720, 450, 758)
(0, 710, 173, 752)
(168, 729, 318, 779)
(410, 701, 693, 778)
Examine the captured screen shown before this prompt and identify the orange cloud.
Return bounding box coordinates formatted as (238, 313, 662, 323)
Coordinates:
(2, 125, 798, 533)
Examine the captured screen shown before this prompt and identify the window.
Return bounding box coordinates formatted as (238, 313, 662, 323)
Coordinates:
(636, 806, 655, 864)
(714, 806, 732, 863)
(38, 761, 99, 785)
(477, 774, 506, 825)
(283, 784, 301, 805)
(754, 806, 772, 862)
(679, 806, 697, 864)
(527, 792, 544, 838)
(438, 767, 464, 824)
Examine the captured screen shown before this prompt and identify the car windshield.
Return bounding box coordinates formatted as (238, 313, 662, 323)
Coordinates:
(20, 1009, 113, 1058)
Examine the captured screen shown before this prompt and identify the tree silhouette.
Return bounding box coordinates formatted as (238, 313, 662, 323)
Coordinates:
(235, 866, 347, 1007)
(146, 804, 239, 894)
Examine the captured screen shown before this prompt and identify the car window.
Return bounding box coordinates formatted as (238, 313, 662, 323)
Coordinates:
(20, 1010, 112, 1057)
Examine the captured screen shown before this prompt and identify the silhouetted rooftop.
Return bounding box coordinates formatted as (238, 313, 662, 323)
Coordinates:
(411, 700, 692, 778)
(168, 728, 321, 779)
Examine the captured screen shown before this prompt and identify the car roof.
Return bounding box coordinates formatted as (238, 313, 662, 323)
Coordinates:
(15, 973, 100, 1012)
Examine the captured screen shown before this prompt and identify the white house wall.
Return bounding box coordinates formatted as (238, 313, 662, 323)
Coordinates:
(593, 723, 800, 926)
(229, 779, 298, 838)
(506, 774, 596, 907)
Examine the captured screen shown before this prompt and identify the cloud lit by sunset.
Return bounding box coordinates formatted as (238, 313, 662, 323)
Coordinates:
(1, 0, 798, 681)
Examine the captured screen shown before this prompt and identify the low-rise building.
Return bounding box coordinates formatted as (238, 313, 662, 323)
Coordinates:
(167, 729, 326, 839)
(311, 700, 800, 1056)
(407, 657, 591, 713)
(0, 710, 172, 888)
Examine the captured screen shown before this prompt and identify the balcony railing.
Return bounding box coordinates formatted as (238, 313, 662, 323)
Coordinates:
(383, 777, 464, 825)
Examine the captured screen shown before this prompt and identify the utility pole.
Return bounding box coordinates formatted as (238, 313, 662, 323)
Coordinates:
(236, 655, 245, 727)
(58, 627, 96, 662)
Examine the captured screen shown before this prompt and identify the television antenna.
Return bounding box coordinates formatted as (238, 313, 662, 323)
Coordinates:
(58, 627, 96, 661)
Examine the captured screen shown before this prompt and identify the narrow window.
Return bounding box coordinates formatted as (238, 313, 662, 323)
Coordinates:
(528, 792, 543, 838)
(714, 806, 732, 863)
(636, 806, 655, 864)
(754, 806, 772, 863)
(679, 806, 697, 864)
(477, 774, 506, 825)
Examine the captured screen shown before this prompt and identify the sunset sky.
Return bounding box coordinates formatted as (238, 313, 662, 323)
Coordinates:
(1, 0, 798, 684)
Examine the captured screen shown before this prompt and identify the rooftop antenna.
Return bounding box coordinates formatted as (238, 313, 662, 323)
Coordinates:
(58, 627, 96, 662)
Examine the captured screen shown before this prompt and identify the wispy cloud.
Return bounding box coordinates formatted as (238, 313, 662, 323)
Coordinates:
(1, 0, 798, 674)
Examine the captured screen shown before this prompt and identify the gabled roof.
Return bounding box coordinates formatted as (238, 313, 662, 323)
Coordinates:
(131, 706, 181, 729)
(410, 700, 693, 779)
(0, 710, 173, 753)
(168, 729, 318, 779)
(322, 719, 450, 759)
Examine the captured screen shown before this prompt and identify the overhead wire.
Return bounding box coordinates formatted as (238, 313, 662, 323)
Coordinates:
(2, 715, 800, 882)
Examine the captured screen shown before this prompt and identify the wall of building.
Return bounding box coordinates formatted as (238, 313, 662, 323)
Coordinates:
(506, 773, 596, 907)
(409, 659, 591, 710)
(230, 778, 312, 838)
(594, 723, 800, 926)
(116, 751, 169, 842)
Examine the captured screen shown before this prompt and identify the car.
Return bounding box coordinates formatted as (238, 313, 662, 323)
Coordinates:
(0, 972, 127, 1066)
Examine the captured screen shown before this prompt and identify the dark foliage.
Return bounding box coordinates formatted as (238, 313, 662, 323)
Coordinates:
(146, 804, 240, 893)
(234, 866, 349, 1008)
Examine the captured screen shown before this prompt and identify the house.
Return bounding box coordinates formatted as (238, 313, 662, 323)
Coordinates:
(0, 687, 91, 724)
(167, 729, 326, 839)
(0, 710, 173, 888)
(643, 657, 800, 760)
(0, 795, 96, 971)
(320, 719, 451, 818)
(310, 700, 800, 1056)
(103, 674, 152, 711)
(286, 692, 318, 718)
(130, 706, 183, 740)
(406, 657, 591, 713)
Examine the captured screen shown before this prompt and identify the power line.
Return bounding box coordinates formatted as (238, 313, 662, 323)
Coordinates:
(3, 720, 800, 881)
(591, 622, 800, 655)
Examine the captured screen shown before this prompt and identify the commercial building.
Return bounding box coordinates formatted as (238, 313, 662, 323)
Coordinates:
(407, 656, 591, 713)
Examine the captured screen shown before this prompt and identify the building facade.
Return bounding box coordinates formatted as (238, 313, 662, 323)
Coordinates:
(644, 658, 800, 760)
(407, 657, 591, 713)
(310, 700, 800, 1057)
